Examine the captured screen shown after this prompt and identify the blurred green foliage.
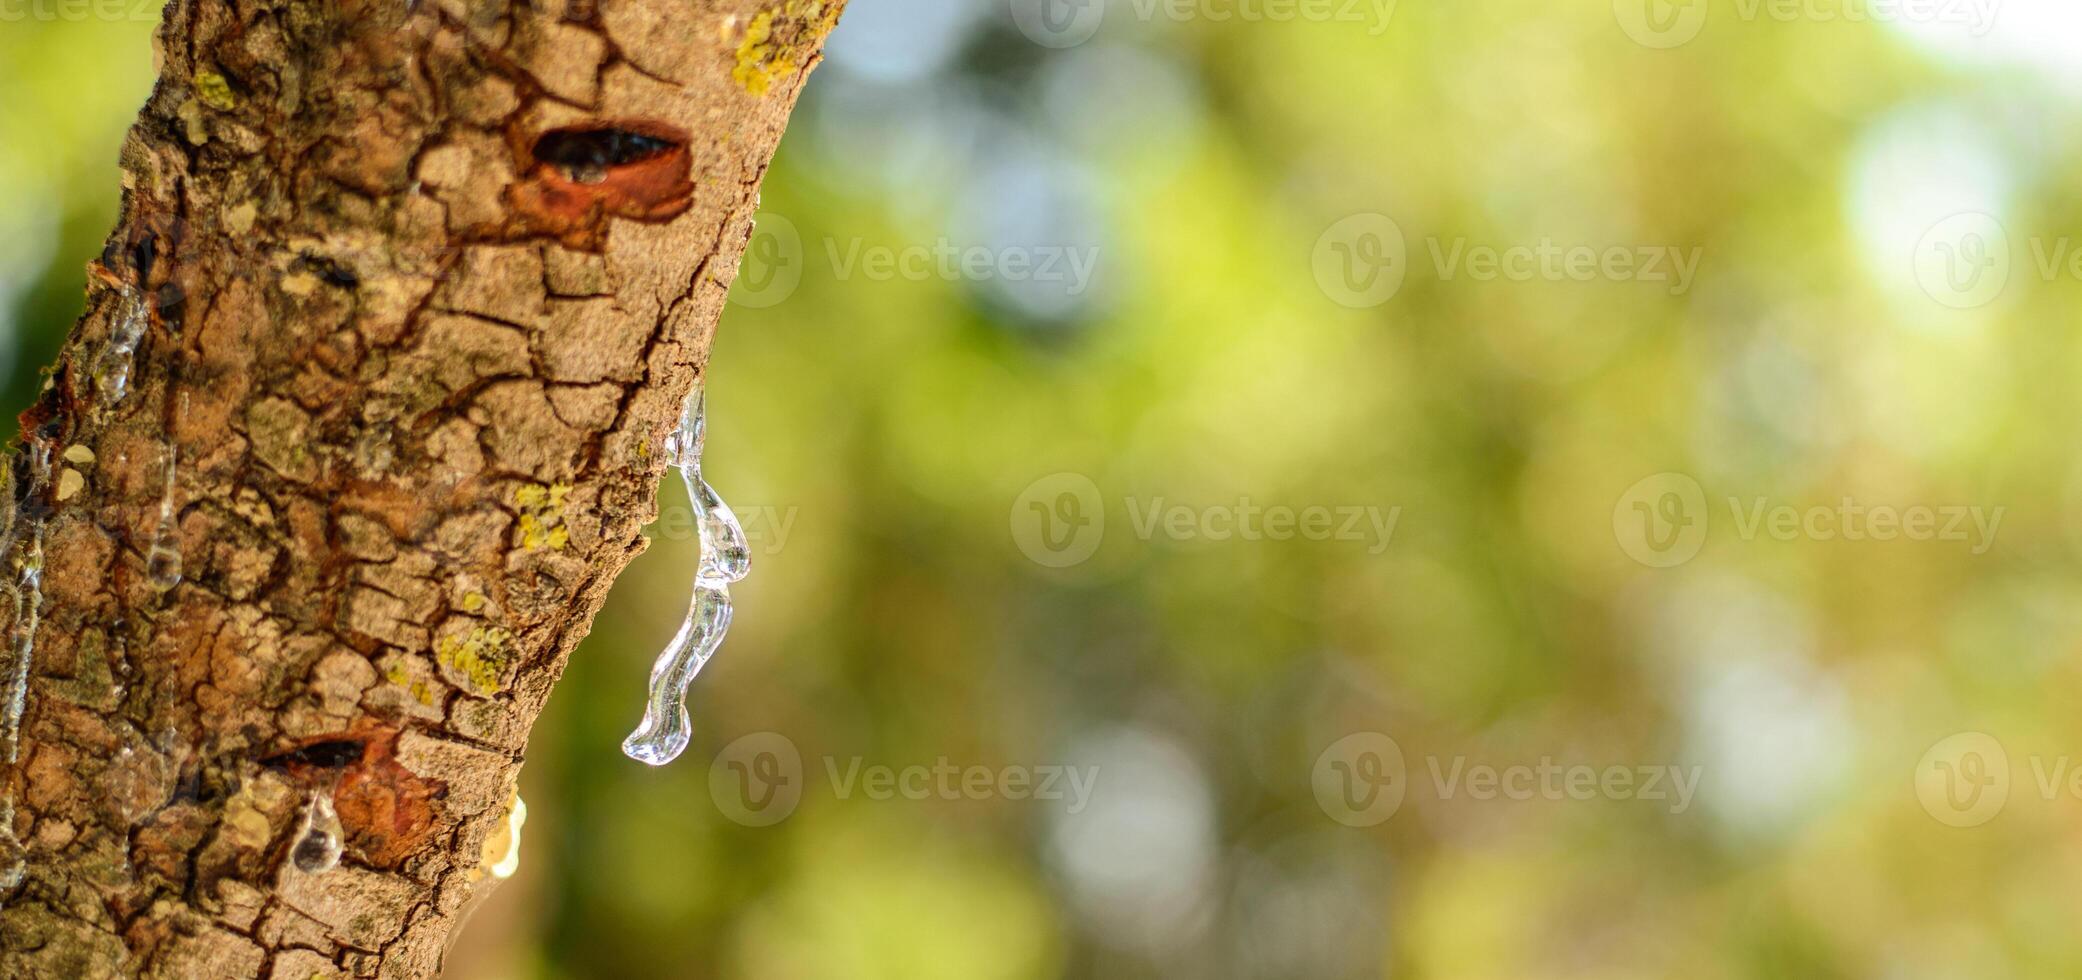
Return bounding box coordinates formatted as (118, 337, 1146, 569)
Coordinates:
(9, 2, 2082, 978)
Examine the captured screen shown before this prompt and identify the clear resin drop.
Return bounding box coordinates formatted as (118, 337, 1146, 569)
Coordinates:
(91, 288, 148, 408)
(622, 388, 751, 767)
(291, 791, 344, 874)
(144, 447, 182, 592)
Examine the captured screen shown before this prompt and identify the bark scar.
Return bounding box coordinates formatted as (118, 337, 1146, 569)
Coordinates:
(257, 725, 441, 871)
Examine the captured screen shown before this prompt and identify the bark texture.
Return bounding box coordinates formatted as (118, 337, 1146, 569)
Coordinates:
(0, 1, 841, 975)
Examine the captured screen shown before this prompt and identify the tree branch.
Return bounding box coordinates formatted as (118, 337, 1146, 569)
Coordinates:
(0, 1, 842, 975)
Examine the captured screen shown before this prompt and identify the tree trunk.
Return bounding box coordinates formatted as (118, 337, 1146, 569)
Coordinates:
(0, 1, 841, 975)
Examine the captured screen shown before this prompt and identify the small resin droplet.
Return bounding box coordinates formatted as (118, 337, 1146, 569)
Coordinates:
(623, 388, 752, 767)
(145, 546, 182, 593)
(91, 288, 149, 408)
(145, 449, 182, 592)
(291, 792, 344, 874)
(25, 443, 48, 490)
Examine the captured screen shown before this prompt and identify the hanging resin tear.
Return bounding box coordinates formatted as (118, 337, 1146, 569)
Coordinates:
(291, 790, 345, 874)
(622, 387, 751, 767)
(1, 444, 49, 770)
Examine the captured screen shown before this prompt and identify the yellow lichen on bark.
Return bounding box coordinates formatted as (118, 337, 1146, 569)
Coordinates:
(733, 0, 844, 96)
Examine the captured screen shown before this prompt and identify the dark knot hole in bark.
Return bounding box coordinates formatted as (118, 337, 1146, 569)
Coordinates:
(532, 127, 684, 184)
(514, 121, 696, 239)
(261, 738, 368, 771)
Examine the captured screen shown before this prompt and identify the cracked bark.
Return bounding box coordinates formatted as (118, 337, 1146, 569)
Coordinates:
(0, 1, 842, 976)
